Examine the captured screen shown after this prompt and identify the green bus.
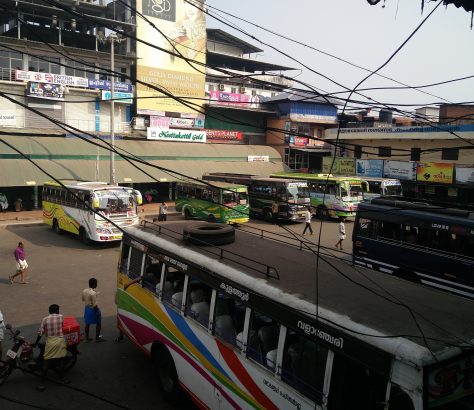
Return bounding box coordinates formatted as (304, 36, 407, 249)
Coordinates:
(175, 181, 249, 224)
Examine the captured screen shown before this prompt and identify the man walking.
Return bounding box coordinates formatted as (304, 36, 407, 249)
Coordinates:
(335, 217, 347, 250)
(10, 241, 29, 284)
(82, 278, 105, 343)
(158, 202, 168, 222)
(34, 304, 69, 391)
(302, 207, 313, 235)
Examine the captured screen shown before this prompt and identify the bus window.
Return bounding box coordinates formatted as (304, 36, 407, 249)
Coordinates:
(213, 293, 246, 348)
(403, 226, 419, 245)
(185, 278, 212, 327)
(143, 254, 162, 293)
(247, 310, 280, 370)
(162, 268, 185, 308)
(379, 221, 401, 241)
(281, 329, 326, 403)
(356, 218, 377, 239)
(128, 247, 143, 279)
(120, 242, 130, 272)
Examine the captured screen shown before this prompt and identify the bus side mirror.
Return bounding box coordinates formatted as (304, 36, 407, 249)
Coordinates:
(134, 190, 143, 205)
(92, 198, 100, 208)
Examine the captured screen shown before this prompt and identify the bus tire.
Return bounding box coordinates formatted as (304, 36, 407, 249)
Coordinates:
(317, 207, 328, 220)
(153, 344, 182, 405)
(394, 269, 420, 284)
(52, 219, 62, 234)
(263, 208, 273, 222)
(183, 223, 235, 246)
(79, 227, 91, 246)
(184, 209, 192, 220)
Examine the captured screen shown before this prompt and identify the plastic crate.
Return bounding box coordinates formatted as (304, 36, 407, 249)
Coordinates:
(63, 316, 80, 346)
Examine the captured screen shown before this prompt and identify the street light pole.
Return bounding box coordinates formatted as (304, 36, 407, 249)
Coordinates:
(109, 33, 117, 185)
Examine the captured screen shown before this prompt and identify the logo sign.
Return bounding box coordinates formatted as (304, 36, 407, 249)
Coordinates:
(89, 79, 132, 93)
(101, 91, 133, 104)
(142, 0, 176, 21)
(248, 155, 269, 162)
(206, 129, 243, 142)
(416, 162, 454, 184)
(0, 110, 16, 126)
(147, 127, 206, 142)
(16, 70, 88, 87)
(27, 82, 65, 100)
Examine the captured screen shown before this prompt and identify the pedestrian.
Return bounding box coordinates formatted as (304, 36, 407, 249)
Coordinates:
(33, 304, 70, 391)
(302, 207, 313, 235)
(271, 201, 279, 222)
(81, 278, 105, 343)
(10, 241, 29, 284)
(158, 201, 168, 222)
(335, 217, 346, 250)
(0, 192, 8, 212)
(0, 309, 6, 361)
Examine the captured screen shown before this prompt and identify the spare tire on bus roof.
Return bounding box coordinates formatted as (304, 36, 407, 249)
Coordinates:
(183, 223, 235, 246)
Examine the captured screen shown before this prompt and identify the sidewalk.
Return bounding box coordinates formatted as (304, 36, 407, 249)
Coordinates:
(0, 202, 178, 224)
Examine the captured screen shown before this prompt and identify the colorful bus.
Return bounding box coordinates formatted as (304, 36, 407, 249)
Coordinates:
(42, 180, 142, 244)
(202, 173, 309, 222)
(117, 220, 474, 409)
(353, 197, 474, 299)
(272, 172, 367, 219)
(362, 177, 403, 200)
(175, 181, 249, 224)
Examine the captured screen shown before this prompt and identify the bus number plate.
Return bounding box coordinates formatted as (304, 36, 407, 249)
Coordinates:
(6, 349, 17, 359)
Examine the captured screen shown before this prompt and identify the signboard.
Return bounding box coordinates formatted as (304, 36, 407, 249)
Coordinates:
(150, 116, 170, 128)
(416, 162, 454, 184)
(248, 156, 269, 162)
(136, 0, 206, 113)
(322, 157, 355, 175)
(383, 160, 416, 181)
(101, 90, 133, 104)
(88, 79, 132, 93)
(169, 117, 196, 128)
(294, 137, 309, 146)
(289, 113, 338, 124)
(16, 70, 88, 88)
(206, 129, 243, 143)
(27, 82, 65, 100)
(209, 91, 251, 108)
(356, 159, 384, 178)
(0, 110, 16, 126)
(147, 127, 206, 142)
(455, 167, 474, 184)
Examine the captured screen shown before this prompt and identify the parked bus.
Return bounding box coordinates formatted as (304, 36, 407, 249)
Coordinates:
(175, 181, 249, 224)
(362, 177, 403, 200)
(117, 220, 474, 409)
(42, 180, 142, 244)
(272, 172, 367, 219)
(353, 197, 474, 299)
(203, 173, 309, 222)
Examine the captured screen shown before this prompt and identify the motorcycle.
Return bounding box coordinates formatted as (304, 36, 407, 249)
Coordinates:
(0, 324, 78, 385)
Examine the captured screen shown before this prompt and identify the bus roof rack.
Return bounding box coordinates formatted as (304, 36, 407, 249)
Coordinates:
(371, 197, 471, 218)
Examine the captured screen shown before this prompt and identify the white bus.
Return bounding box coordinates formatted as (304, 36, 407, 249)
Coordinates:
(362, 177, 403, 200)
(116, 220, 474, 409)
(42, 180, 142, 244)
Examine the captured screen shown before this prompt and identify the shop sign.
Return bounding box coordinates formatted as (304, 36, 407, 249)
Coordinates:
(169, 118, 196, 129)
(383, 161, 416, 181)
(101, 91, 133, 104)
(88, 79, 132, 93)
(27, 82, 65, 100)
(455, 167, 474, 184)
(0, 110, 16, 126)
(417, 162, 454, 184)
(150, 116, 170, 128)
(147, 127, 206, 143)
(356, 159, 384, 178)
(294, 137, 309, 146)
(16, 70, 88, 87)
(248, 155, 269, 162)
(209, 91, 251, 107)
(206, 129, 243, 142)
(322, 157, 355, 174)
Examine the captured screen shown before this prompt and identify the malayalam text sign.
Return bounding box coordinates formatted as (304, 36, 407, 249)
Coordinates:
(383, 160, 416, 181)
(356, 159, 384, 178)
(417, 162, 454, 184)
(322, 157, 355, 175)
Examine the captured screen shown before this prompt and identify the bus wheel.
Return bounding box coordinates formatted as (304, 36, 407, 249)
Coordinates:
(183, 223, 235, 246)
(264, 208, 273, 222)
(153, 345, 181, 405)
(52, 219, 62, 234)
(394, 269, 420, 284)
(184, 209, 192, 220)
(317, 207, 328, 220)
(79, 227, 91, 246)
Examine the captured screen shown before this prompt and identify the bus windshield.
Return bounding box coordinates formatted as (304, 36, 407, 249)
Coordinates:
(223, 190, 247, 206)
(341, 183, 364, 201)
(95, 190, 136, 214)
(287, 183, 310, 204)
(384, 183, 402, 196)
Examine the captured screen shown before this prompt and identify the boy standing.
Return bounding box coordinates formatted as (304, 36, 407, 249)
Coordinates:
(82, 278, 104, 342)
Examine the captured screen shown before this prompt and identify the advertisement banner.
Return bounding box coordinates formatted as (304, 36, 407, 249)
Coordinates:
(147, 127, 206, 142)
(27, 82, 65, 100)
(248, 156, 269, 162)
(101, 90, 133, 104)
(150, 116, 170, 128)
(169, 117, 196, 128)
(356, 159, 384, 178)
(416, 162, 454, 184)
(0, 110, 16, 126)
(209, 91, 251, 108)
(206, 129, 243, 143)
(16, 70, 88, 87)
(322, 157, 355, 175)
(455, 167, 474, 184)
(294, 137, 309, 146)
(88, 79, 132, 93)
(136, 0, 206, 113)
(383, 161, 416, 181)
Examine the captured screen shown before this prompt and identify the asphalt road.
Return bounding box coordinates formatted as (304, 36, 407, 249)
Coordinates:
(0, 216, 350, 409)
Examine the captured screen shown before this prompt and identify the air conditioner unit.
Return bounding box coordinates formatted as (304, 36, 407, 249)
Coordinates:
(239, 87, 246, 93)
(218, 84, 225, 91)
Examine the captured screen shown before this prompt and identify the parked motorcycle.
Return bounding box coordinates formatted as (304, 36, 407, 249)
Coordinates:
(0, 324, 78, 385)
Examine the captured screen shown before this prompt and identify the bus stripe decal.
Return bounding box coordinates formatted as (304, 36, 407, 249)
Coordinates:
(217, 341, 278, 410)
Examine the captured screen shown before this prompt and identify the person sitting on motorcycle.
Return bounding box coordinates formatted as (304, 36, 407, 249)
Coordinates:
(33, 304, 70, 391)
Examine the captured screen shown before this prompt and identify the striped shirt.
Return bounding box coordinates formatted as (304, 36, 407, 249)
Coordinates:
(38, 314, 64, 337)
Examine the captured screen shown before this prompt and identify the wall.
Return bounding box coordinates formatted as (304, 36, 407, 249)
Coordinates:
(439, 105, 474, 125)
(0, 82, 25, 128)
(266, 118, 287, 159)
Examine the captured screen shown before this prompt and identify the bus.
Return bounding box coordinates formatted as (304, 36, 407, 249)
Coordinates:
(362, 177, 403, 200)
(175, 181, 249, 224)
(353, 197, 474, 299)
(42, 180, 142, 244)
(203, 173, 309, 222)
(272, 172, 367, 219)
(116, 220, 474, 409)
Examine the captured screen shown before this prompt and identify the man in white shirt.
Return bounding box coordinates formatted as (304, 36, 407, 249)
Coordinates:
(302, 207, 313, 235)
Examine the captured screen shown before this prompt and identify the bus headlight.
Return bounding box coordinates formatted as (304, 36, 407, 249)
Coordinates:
(96, 228, 112, 234)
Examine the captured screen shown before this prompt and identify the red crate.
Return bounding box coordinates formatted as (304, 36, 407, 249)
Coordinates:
(63, 316, 80, 346)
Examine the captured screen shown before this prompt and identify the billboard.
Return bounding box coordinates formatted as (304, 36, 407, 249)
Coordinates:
(356, 159, 384, 178)
(27, 82, 65, 100)
(16, 70, 88, 88)
(136, 0, 206, 113)
(147, 127, 206, 142)
(383, 161, 416, 181)
(416, 162, 454, 184)
(322, 157, 355, 175)
(455, 167, 474, 184)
